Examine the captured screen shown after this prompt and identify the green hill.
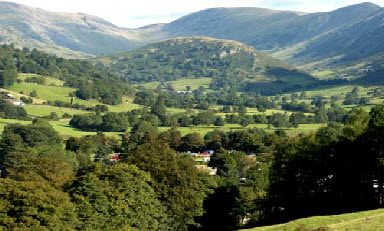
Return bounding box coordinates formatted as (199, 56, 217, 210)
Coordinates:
(242, 209, 384, 231)
(162, 3, 384, 75)
(98, 37, 317, 94)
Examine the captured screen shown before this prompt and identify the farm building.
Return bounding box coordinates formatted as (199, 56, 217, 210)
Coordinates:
(5, 99, 25, 106)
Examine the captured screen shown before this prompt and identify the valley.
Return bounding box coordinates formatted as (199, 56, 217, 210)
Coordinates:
(1, 1, 384, 231)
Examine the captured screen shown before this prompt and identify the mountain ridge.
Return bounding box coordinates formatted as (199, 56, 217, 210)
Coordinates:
(1, 1, 384, 82)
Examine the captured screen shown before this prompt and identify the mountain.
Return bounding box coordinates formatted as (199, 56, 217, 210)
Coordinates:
(98, 37, 317, 94)
(1, 1, 384, 81)
(161, 7, 306, 50)
(0, 1, 164, 57)
(161, 3, 383, 71)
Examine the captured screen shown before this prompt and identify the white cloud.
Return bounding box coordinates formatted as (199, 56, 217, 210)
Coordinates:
(3, 0, 383, 28)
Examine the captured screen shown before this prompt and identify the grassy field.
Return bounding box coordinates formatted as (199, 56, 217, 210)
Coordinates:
(216, 108, 314, 117)
(305, 85, 369, 99)
(107, 97, 143, 112)
(137, 77, 212, 90)
(159, 123, 324, 136)
(0, 118, 122, 139)
(7, 82, 142, 110)
(9, 83, 76, 102)
(23, 105, 89, 117)
(241, 209, 384, 231)
(18, 73, 65, 86)
(0, 115, 324, 140)
(311, 70, 337, 80)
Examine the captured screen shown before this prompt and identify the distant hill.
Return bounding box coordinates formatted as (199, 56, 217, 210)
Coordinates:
(2, 1, 384, 82)
(161, 7, 306, 50)
(0, 1, 164, 57)
(162, 3, 383, 69)
(98, 37, 317, 94)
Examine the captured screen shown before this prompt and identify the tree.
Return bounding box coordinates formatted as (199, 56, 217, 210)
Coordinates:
(240, 116, 254, 128)
(0, 122, 62, 153)
(160, 127, 182, 149)
(151, 95, 167, 121)
(29, 89, 38, 98)
(268, 113, 291, 129)
(70, 164, 170, 230)
(214, 116, 226, 126)
(2, 145, 77, 188)
(127, 121, 158, 149)
(363, 104, 384, 207)
(194, 110, 215, 126)
(0, 179, 76, 230)
(238, 105, 247, 117)
(180, 132, 205, 152)
(49, 112, 59, 120)
(179, 115, 193, 127)
(128, 141, 208, 230)
(343, 107, 369, 140)
(222, 106, 232, 113)
(101, 112, 129, 132)
(0, 63, 18, 88)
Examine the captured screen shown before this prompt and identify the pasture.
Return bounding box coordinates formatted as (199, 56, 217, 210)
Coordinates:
(241, 209, 384, 231)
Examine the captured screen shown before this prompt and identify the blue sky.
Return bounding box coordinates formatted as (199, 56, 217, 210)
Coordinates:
(4, 0, 384, 28)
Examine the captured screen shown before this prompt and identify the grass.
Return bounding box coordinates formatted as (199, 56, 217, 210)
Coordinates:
(49, 121, 122, 139)
(0, 118, 122, 139)
(311, 70, 337, 80)
(7, 83, 140, 110)
(0, 116, 324, 140)
(136, 77, 212, 91)
(216, 108, 314, 117)
(241, 209, 384, 231)
(18, 73, 65, 86)
(107, 97, 143, 112)
(305, 85, 370, 99)
(159, 123, 324, 137)
(9, 83, 76, 102)
(23, 105, 89, 117)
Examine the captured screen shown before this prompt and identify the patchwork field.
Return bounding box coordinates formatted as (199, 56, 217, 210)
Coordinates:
(2, 74, 381, 140)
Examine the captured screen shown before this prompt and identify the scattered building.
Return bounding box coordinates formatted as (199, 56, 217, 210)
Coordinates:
(175, 90, 192, 94)
(109, 153, 120, 161)
(5, 99, 25, 106)
(6, 94, 14, 99)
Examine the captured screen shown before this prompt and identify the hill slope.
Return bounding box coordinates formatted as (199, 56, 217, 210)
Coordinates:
(162, 3, 384, 71)
(98, 37, 316, 94)
(241, 209, 384, 231)
(0, 1, 163, 57)
(2, 1, 384, 82)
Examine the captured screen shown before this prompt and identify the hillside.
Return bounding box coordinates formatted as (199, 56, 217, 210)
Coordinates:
(1, 1, 384, 80)
(162, 3, 384, 74)
(98, 37, 317, 94)
(162, 3, 381, 52)
(0, 1, 163, 57)
(241, 209, 384, 231)
(161, 7, 306, 50)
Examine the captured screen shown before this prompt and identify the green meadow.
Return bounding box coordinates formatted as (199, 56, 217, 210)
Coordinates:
(241, 209, 384, 231)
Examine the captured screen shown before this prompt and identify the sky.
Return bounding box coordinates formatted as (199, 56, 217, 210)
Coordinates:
(2, 0, 384, 28)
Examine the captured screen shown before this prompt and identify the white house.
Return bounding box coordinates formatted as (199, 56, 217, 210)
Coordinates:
(5, 99, 25, 106)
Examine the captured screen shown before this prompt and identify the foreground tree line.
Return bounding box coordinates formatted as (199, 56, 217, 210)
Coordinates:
(1, 105, 384, 230)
